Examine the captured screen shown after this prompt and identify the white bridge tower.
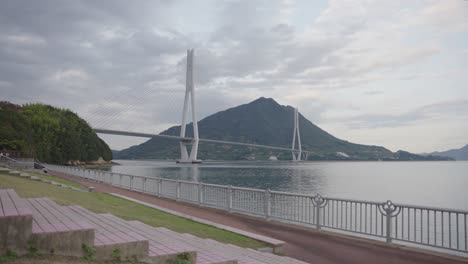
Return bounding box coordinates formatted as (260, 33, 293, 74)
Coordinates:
(292, 107, 302, 161)
(178, 49, 201, 163)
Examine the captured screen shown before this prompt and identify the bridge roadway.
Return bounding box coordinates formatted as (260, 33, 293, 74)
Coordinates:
(94, 128, 309, 154)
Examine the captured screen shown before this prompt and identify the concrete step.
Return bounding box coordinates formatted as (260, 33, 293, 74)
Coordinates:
(7, 170, 20, 176)
(0, 189, 33, 255)
(39, 178, 51, 183)
(64, 205, 149, 260)
(179, 234, 267, 264)
(101, 214, 233, 264)
(185, 234, 307, 264)
(99, 215, 199, 264)
(126, 219, 304, 264)
(30, 176, 40, 181)
(24, 198, 95, 257)
(0, 167, 9, 172)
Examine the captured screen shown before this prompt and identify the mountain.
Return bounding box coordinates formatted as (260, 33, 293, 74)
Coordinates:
(0, 101, 112, 164)
(115, 97, 447, 161)
(426, 145, 468, 160)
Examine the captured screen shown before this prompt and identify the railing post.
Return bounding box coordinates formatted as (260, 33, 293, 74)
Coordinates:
(227, 185, 233, 213)
(157, 179, 162, 197)
(316, 204, 321, 230)
(110, 173, 114, 185)
(198, 182, 203, 207)
(129, 176, 134, 190)
(176, 181, 181, 201)
(143, 177, 147, 193)
(386, 214, 392, 244)
(264, 189, 271, 220)
(378, 200, 401, 244)
(119, 174, 122, 187)
(312, 194, 327, 230)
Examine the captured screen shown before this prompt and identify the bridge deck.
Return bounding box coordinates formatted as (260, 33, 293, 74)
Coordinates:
(94, 128, 309, 153)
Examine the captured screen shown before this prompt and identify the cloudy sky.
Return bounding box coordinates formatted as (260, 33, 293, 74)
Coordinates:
(1, 0, 467, 153)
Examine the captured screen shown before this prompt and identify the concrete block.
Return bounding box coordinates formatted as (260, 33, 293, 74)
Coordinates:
(0, 215, 33, 255)
(30, 229, 95, 257)
(142, 251, 197, 264)
(94, 237, 149, 261)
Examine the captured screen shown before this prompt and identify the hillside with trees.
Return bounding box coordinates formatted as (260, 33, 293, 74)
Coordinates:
(0, 101, 112, 164)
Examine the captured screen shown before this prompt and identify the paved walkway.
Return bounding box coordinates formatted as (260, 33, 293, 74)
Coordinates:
(49, 171, 468, 264)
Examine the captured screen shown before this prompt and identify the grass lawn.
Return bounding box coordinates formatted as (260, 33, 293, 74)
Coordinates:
(0, 172, 267, 249)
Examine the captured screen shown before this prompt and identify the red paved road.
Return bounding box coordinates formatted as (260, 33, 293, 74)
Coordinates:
(49, 171, 468, 264)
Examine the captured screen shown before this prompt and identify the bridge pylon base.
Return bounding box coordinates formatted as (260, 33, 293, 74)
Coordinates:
(176, 159, 202, 164)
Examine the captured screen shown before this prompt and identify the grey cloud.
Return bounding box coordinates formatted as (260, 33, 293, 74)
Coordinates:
(363, 90, 384, 95)
(331, 100, 468, 129)
(0, 0, 466, 151)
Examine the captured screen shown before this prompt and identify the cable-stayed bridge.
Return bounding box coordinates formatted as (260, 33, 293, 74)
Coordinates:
(93, 128, 310, 156)
(89, 49, 310, 163)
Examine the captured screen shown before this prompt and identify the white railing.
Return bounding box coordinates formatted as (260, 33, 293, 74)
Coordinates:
(0, 155, 35, 169)
(40, 164, 468, 255)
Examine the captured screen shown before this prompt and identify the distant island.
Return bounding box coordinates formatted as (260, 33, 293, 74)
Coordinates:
(0, 101, 112, 164)
(114, 97, 453, 161)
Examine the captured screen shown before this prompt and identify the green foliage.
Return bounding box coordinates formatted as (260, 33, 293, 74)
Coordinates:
(81, 243, 96, 261)
(111, 248, 121, 262)
(0, 249, 17, 263)
(27, 240, 39, 257)
(128, 254, 138, 264)
(172, 253, 192, 264)
(0, 101, 112, 164)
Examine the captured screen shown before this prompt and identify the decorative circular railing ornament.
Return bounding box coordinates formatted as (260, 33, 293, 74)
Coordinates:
(378, 200, 402, 217)
(311, 194, 328, 208)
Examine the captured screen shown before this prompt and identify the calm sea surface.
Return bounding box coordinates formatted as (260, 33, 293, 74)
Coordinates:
(110, 160, 468, 210)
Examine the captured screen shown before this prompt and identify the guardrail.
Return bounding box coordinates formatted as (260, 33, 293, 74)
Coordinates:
(29, 164, 468, 255)
(0, 155, 35, 169)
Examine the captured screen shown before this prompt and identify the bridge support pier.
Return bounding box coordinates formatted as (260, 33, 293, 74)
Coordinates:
(291, 107, 302, 161)
(177, 49, 201, 164)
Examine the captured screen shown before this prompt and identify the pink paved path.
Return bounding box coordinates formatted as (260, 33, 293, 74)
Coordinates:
(49, 170, 468, 264)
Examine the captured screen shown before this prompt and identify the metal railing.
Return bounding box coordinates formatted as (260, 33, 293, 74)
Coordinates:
(33, 164, 468, 255)
(0, 155, 35, 169)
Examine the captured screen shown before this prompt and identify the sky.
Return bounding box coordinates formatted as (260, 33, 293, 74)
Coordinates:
(0, 0, 467, 153)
